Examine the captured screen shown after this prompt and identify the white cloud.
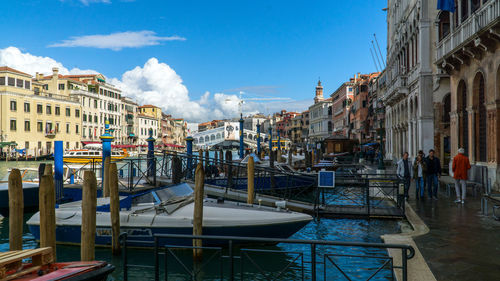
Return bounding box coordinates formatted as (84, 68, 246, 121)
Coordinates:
(48, 31, 186, 51)
(0, 46, 97, 75)
(0, 46, 308, 122)
(60, 0, 111, 5)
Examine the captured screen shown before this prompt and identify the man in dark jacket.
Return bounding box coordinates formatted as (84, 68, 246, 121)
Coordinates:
(425, 149, 441, 200)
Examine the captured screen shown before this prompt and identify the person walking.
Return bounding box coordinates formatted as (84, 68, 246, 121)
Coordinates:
(452, 148, 471, 204)
(397, 152, 412, 200)
(413, 154, 427, 200)
(425, 149, 441, 200)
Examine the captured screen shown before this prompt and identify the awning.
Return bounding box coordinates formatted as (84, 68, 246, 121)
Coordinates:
(81, 141, 100, 145)
(0, 141, 17, 148)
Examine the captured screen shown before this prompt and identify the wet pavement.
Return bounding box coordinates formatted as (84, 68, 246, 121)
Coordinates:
(408, 177, 500, 281)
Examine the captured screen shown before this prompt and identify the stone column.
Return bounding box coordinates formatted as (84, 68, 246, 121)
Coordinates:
(467, 108, 476, 162)
(449, 111, 459, 157)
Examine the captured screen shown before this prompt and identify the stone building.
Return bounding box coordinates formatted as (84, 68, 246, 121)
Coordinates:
(330, 81, 354, 137)
(382, 0, 440, 160)
(308, 81, 332, 144)
(350, 73, 379, 144)
(434, 0, 500, 188)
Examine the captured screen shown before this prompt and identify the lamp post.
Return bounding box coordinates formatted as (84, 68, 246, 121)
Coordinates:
(377, 119, 385, 170)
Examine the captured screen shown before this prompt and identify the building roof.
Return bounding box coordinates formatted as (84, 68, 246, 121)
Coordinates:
(137, 114, 158, 120)
(138, 104, 159, 109)
(0, 66, 32, 77)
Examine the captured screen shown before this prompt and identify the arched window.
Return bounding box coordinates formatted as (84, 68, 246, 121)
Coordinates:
(205, 136, 209, 142)
(457, 80, 468, 155)
(442, 94, 451, 124)
(473, 72, 486, 162)
(199, 137, 204, 143)
(216, 133, 221, 139)
(210, 134, 215, 141)
(438, 11, 450, 41)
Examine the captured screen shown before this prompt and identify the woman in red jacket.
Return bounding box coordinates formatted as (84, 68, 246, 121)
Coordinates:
(452, 148, 471, 204)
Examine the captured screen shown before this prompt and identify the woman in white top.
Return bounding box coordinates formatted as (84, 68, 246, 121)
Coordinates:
(413, 154, 427, 200)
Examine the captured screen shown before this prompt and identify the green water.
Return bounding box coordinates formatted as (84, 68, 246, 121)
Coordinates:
(0, 161, 405, 280)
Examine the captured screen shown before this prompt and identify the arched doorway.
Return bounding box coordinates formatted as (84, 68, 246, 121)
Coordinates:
(473, 72, 487, 162)
(457, 80, 468, 155)
(442, 93, 451, 168)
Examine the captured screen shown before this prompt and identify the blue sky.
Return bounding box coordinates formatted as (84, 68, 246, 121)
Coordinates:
(0, 0, 387, 122)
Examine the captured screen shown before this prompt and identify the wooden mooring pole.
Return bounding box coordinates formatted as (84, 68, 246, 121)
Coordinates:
(8, 169, 23, 251)
(172, 156, 182, 184)
(109, 163, 121, 255)
(103, 157, 110, 197)
(81, 171, 97, 261)
(247, 156, 254, 205)
(198, 149, 204, 168)
(193, 163, 204, 260)
(39, 174, 56, 261)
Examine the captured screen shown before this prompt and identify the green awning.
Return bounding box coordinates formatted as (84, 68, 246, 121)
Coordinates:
(0, 141, 17, 148)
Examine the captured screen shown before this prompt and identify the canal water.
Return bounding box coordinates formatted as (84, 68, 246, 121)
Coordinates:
(0, 160, 407, 280)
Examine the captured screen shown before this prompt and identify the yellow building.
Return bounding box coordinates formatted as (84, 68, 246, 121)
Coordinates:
(0, 67, 82, 155)
(138, 105, 162, 136)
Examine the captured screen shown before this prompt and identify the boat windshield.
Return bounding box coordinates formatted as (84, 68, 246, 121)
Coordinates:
(132, 183, 193, 205)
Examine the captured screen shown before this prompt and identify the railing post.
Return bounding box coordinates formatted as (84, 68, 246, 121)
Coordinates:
(402, 248, 408, 281)
(154, 236, 159, 281)
(228, 239, 234, 281)
(310, 243, 316, 281)
(366, 178, 370, 217)
(121, 233, 128, 281)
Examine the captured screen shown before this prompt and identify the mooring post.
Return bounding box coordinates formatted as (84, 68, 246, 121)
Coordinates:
(186, 136, 193, 179)
(54, 140, 64, 202)
(109, 163, 121, 255)
(172, 155, 182, 184)
(219, 149, 223, 168)
(100, 120, 113, 192)
(81, 170, 97, 261)
(146, 128, 156, 181)
(226, 150, 233, 188)
(256, 121, 261, 155)
(103, 157, 110, 197)
(198, 149, 204, 168)
(193, 163, 205, 260)
(205, 149, 210, 171)
(39, 173, 56, 260)
(277, 148, 282, 163)
(270, 149, 276, 190)
(44, 163, 53, 176)
(8, 169, 23, 251)
(247, 156, 255, 205)
(311, 150, 315, 165)
(239, 114, 244, 159)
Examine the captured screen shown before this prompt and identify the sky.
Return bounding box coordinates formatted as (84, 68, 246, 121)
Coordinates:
(0, 0, 387, 122)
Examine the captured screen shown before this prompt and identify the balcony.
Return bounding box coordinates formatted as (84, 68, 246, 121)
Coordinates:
(382, 75, 408, 105)
(45, 129, 56, 138)
(436, 0, 500, 65)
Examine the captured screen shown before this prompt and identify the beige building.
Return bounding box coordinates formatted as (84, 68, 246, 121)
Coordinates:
(434, 0, 500, 189)
(0, 67, 82, 155)
(138, 105, 162, 135)
(137, 114, 159, 146)
(121, 97, 138, 144)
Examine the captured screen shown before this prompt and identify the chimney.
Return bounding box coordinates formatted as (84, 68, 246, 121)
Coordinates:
(52, 67, 59, 76)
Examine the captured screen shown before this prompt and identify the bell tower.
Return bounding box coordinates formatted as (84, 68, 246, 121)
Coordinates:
(314, 79, 323, 103)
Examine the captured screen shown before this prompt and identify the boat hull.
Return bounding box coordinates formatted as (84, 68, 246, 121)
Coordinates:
(0, 185, 39, 216)
(28, 220, 310, 247)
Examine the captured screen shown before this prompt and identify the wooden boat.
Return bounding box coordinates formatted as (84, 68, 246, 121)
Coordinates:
(27, 183, 312, 247)
(63, 144, 128, 164)
(0, 247, 114, 281)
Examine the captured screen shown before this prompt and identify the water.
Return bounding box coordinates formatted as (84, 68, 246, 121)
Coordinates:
(0, 161, 405, 280)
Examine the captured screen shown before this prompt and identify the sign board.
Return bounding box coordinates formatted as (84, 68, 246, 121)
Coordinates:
(318, 171, 335, 187)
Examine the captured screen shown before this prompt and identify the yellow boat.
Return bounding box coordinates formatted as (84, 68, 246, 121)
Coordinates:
(63, 148, 128, 163)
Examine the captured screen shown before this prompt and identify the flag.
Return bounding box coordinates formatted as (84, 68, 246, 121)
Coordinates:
(437, 0, 455, 12)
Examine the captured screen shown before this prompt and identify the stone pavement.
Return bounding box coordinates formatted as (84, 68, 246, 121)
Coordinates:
(408, 177, 500, 281)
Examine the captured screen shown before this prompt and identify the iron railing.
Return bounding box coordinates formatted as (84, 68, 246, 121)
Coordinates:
(120, 232, 415, 281)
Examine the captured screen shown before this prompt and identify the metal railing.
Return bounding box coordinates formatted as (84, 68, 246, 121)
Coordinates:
(120, 232, 415, 281)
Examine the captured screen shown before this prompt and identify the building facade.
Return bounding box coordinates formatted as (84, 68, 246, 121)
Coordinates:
(308, 81, 333, 143)
(434, 0, 500, 189)
(0, 67, 82, 154)
(330, 81, 354, 137)
(382, 0, 439, 160)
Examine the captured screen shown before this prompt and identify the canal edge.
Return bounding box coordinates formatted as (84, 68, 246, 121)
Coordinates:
(381, 201, 436, 281)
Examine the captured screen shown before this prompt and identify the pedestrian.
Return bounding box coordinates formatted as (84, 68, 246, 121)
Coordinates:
(413, 154, 427, 200)
(452, 148, 471, 204)
(397, 152, 412, 200)
(425, 149, 441, 200)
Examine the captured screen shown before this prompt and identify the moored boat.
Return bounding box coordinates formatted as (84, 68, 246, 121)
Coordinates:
(63, 144, 128, 164)
(26, 183, 312, 247)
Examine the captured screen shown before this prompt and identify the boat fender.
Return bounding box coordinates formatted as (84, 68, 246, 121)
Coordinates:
(275, 200, 286, 210)
(258, 199, 262, 208)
